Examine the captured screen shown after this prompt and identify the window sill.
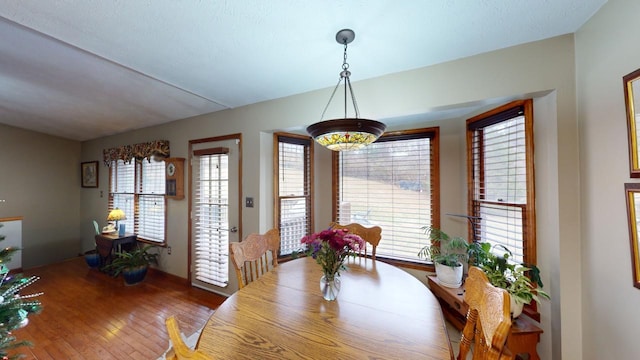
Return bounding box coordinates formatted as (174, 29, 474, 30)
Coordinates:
(136, 237, 167, 247)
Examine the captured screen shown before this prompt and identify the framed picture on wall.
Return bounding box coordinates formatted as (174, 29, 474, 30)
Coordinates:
(81, 161, 99, 188)
(624, 68, 640, 177)
(625, 183, 640, 289)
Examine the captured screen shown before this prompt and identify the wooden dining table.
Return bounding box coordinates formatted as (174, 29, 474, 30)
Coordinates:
(197, 256, 454, 359)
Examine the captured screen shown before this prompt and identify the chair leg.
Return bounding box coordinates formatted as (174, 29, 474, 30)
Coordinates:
(165, 348, 177, 360)
(457, 309, 477, 360)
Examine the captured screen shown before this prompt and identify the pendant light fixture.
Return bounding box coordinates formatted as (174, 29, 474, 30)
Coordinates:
(307, 29, 386, 151)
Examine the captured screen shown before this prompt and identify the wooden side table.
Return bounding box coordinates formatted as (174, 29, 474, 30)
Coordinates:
(95, 233, 137, 268)
(427, 275, 543, 360)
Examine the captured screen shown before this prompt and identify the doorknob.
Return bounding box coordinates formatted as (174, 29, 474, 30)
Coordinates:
(218, 226, 238, 233)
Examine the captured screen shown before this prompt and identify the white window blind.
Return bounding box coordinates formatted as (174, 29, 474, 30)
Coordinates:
(193, 153, 229, 287)
(138, 160, 165, 242)
(469, 102, 532, 264)
(110, 160, 135, 233)
(276, 135, 312, 256)
(335, 130, 438, 263)
(109, 159, 166, 244)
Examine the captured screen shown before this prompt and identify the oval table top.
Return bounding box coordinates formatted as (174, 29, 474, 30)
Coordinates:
(197, 257, 454, 359)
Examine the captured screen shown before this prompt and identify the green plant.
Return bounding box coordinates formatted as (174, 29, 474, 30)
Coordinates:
(480, 245, 550, 305)
(467, 241, 492, 267)
(418, 227, 469, 267)
(104, 244, 159, 277)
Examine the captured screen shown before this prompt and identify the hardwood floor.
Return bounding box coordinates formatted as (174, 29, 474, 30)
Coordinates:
(11, 257, 226, 359)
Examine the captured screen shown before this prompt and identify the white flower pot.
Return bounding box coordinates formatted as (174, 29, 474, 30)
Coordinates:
(435, 262, 463, 288)
(510, 296, 525, 318)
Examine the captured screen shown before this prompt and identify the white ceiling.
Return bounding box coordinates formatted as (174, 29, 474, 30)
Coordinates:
(0, 0, 606, 141)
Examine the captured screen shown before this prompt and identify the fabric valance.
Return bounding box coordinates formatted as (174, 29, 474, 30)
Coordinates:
(103, 140, 170, 167)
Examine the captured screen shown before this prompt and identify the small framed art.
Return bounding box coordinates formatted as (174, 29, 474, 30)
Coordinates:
(625, 183, 640, 288)
(624, 68, 640, 177)
(81, 161, 99, 188)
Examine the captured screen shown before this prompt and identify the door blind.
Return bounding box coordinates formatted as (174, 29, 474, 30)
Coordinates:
(193, 154, 229, 287)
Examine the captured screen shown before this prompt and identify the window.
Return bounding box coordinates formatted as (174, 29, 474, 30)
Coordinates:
(109, 159, 166, 244)
(274, 133, 313, 256)
(467, 99, 535, 265)
(333, 128, 439, 264)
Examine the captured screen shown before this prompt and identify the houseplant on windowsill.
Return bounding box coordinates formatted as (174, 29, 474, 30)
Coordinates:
(418, 227, 470, 288)
(480, 245, 550, 317)
(104, 244, 159, 285)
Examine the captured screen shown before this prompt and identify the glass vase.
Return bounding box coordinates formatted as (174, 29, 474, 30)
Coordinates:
(320, 274, 341, 301)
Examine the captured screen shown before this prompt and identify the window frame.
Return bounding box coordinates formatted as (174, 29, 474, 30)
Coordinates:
(466, 99, 539, 319)
(466, 99, 536, 266)
(273, 132, 314, 258)
(331, 127, 440, 269)
(108, 159, 167, 246)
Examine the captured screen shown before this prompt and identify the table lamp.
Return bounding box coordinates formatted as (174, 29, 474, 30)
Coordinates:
(107, 208, 126, 236)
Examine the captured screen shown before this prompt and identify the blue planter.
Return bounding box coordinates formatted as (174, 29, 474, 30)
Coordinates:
(84, 251, 101, 268)
(122, 265, 148, 285)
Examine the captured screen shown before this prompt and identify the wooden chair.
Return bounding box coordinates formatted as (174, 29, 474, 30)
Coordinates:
(230, 228, 280, 289)
(457, 267, 514, 360)
(165, 316, 213, 360)
(329, 222, 382, 260)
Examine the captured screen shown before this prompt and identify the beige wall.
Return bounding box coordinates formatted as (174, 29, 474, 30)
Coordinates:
(576, 0, 640, 358)
(0, 123, 82, 268)
(80, 34, 579, 359)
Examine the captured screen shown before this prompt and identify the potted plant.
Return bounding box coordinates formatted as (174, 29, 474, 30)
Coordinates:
(466, 240, 492, 267)
(104, 244, 159, 285)
(418, 227, 469, 288)
(480, 245, 550, 317)
(84, 248, 101, 268)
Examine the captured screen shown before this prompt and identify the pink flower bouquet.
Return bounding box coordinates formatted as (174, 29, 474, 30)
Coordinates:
(301, 228, 365, 281)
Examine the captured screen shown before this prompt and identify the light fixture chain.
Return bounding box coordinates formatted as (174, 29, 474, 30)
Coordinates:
(342, 42, 349, 70)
